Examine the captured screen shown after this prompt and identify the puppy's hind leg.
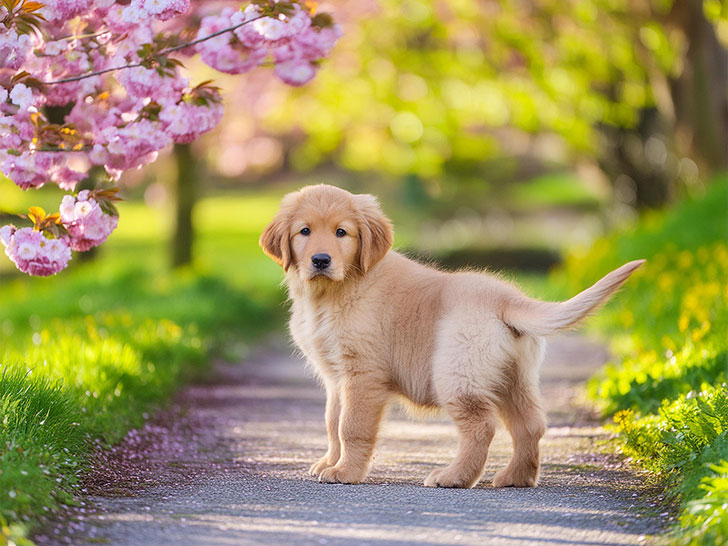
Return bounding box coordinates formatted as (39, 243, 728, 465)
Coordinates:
(424, 395, 497, 488)
(493, 381, 546, 488)
(309, 383, 342, 477)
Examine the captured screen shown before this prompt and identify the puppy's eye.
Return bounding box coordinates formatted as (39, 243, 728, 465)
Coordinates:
(336, 228, 346, 238)
(300, 227, 310, 236)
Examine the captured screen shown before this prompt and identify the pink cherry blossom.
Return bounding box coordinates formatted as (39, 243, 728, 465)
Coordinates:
(196, 9, 266, 75)
(106, 5, 155, 42)
(274, 60, 317, 86)
(0, 225, 14, 248)
(129, 0, 191, 21)
(53, 165, 87, 192)
(1, 0, 339, 276)
(0, 29, 37, 70)
(116, 66, 188, 101)
(1, 152, 56, 190)
(91, 120, 172, 171)
(233, 4, 311, 47)
(229, 4, 340, 86)
(0, 226, 72, 276)
(9, 84, 36, 111)
(273, 25, 343, 64)
(60, 192, 118, 251)
(26, 42, 102, 106)
(159, 100, 224, 143)
(40, 0, 95, 22)
(0, 149, 85, 191)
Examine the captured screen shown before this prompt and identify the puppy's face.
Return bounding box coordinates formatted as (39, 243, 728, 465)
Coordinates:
(289, 205, 359, 282)
(260, 185, 394, 283)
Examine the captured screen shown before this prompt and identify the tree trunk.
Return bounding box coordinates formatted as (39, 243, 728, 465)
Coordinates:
(668, 0, 728, 172)
(597, 108, 676, 209)
(172, 143, 197, 268)
(597, 1, 727, 210)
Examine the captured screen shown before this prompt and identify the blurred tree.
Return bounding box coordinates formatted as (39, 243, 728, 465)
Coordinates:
(250, 0, 726, 208)
(668, 0, 727, 171)
(161, 0, 726, 267)
(172, 143, 197, 268)
(598, 0, 727, 207)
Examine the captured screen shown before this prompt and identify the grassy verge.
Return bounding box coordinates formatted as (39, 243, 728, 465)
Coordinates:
(551, 175, 728, 544)
(0, 191, 286, 542)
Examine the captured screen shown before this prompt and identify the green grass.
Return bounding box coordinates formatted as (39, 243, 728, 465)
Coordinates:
(551, 174, 728, 544)
(507, 172, 603, 210)
(0, 188, 287, 541)
(0, 314, 205, 526)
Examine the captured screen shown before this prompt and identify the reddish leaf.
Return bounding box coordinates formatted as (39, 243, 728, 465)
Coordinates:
(21, 1, 45, 13)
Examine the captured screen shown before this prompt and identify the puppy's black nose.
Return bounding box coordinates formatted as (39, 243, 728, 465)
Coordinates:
(312, 253, 331, 270)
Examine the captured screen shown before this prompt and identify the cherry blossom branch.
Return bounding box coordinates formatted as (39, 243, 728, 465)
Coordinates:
(54, 29, 112, 42)
(44, 15, 263, 85)
(43, 60, 145, 85)
(34, 146, 92, 152)
(152, 14, 263, 55)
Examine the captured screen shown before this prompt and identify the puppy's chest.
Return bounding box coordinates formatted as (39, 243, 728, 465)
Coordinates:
(290, 303, 358, 376)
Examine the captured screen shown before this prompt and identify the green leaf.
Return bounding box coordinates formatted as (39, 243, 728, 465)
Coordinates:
(698, 396, 717, 418)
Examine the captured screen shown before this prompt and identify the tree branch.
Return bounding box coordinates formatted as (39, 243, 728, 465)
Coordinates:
(44, 15, 262, 85)
(53, 29, 112, 42)
(34, 146, 92, 152)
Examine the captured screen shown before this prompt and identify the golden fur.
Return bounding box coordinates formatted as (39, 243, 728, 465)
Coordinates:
(260, 184, 644, 488)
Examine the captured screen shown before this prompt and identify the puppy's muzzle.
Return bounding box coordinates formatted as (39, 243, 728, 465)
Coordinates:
(312, 253, 331, 270)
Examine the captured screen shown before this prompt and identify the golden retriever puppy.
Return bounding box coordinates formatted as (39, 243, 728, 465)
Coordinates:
(260, 184, 643, 488)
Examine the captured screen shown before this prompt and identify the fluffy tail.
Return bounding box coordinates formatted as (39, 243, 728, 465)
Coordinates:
(502, 260, 645, 336)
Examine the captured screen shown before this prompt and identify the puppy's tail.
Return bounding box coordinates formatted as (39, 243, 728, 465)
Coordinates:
(502, 260, 645, 337)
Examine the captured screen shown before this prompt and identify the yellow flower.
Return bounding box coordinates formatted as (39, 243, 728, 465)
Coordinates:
(657, 272, 674, 291)
(714, 243, 728, 267)
(678, 250, 693, 269)
(691, 321, 711, 342)
(678, 314, 690, 332)
(661, 335, 676, 352)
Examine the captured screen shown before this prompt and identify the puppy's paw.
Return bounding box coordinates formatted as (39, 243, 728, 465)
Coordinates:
(423, 468, 443, 487)
(492, 466, 538, 488)
(309, 457, 335, 477)
(424, 467, 478, 488)
(318, 464, 365, 484)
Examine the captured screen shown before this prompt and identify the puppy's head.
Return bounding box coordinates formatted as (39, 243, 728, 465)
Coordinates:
(260, 184, 393, 283)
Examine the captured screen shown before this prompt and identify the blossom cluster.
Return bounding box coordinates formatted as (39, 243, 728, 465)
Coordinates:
(59, 190, 119, 252)
(0, 188, 118, 275)
(197, 4, 342, 86)
(0, 225, 71, 276)
(0, 1, 340, 275)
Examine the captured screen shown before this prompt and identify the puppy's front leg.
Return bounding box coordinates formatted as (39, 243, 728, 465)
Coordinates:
(309, 383, 341, 477)
(318, 381, 388, 484)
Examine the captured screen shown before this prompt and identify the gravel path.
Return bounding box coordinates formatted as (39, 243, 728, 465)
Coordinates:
(35, 335, 669, 545)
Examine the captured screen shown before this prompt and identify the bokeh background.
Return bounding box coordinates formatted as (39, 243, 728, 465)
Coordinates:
(3, 0, 726, 282)
(1, 0, 727, 542)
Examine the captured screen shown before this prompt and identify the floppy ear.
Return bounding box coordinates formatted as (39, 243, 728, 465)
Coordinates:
(260, 212, 293, 272)
(356, 194, 394, 273)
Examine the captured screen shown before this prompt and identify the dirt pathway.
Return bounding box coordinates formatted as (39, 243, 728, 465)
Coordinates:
(35, 335, 669, 545)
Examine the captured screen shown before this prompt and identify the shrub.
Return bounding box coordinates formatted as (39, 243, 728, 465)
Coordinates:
(552, 175, 728, 544)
